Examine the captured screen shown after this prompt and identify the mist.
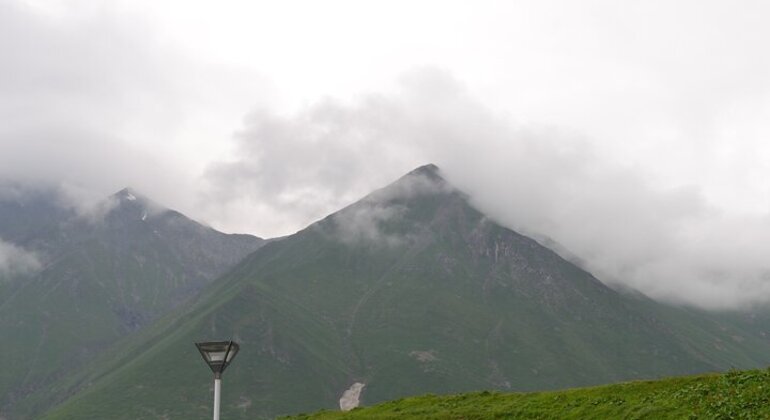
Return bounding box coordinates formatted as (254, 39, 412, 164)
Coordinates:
(204, 69, 770, 310)
(0, 0, 266, 218)
(3, 0, 770, 309)
(0, 239, 40, 278)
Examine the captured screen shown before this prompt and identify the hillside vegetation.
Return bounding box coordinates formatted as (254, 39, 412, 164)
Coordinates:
(286, 368, 770, 419)
(0, 187, 263, 419)
(38, 166, 770, 419)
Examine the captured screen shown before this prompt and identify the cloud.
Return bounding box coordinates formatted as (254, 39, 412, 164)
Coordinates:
(56, 183, 122, 223)
(322, 171, 451, 247)
(330, 203, 409, 247)
(204, 67, 770, 309)
(4, 1, 770, 309)
(0, 239, 41, 278)
(0, 2, 176, 197)
(0, 1, 267, 220)
(0, 178, 119, 226)
(201, 69, 467, 235)
(364, 167, 453, 204)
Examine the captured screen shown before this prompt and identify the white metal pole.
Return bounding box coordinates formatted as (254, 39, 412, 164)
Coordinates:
(213, 377, 222, 420)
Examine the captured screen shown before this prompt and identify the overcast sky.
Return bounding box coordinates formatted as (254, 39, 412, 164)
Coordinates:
(2, 0, 770, 309)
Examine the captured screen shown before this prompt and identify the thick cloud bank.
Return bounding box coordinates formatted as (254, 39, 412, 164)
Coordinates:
(0, 1, 265, 216)
(206, 69, 770, 310)
(4, 1, 770, 309)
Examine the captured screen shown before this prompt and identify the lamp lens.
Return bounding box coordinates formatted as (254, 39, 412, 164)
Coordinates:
(209, 352, 226, 362)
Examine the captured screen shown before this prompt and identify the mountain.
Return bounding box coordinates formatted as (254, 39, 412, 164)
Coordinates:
(38, 165, 770, 419)
(0, 187, 264, 419)
(0, 184, 75, 244)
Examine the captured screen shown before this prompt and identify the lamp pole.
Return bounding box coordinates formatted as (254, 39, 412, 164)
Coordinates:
(196, 340, 240, 420)
(213, 372, 222, 420)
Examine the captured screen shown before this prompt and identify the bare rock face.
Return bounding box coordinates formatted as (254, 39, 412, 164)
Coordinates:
(339, 383, 366, 411)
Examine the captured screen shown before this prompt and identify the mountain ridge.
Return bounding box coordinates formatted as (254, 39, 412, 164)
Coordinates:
(37, 165, 770, 420)
(0, 185, 265, 419)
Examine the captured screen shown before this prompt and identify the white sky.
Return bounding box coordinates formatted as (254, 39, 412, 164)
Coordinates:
(19, 0, 770, 213)
(4, 0, 770, 308)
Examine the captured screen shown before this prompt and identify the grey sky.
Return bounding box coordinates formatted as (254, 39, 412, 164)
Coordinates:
(2, 0, 770, 308)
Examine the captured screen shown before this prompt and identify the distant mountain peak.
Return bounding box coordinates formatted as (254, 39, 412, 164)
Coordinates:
(405, 163, 444, 182)
(114, 187, 142, 202)
(409, 163, 440, 174)
(105, 187, 170, 224)
(322, 164, 464, 248)
(360, 164, 453, 207)
(111, 187, 164, 209)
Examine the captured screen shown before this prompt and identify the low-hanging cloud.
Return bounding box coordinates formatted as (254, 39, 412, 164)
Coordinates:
(0, 1, 266, 219)
(206, 68, 770, 310)
(0, 239, 41, 278)
(4, 0, 770, 310)
(0, 175, 120, 227)
(330, 203, 409, 248)
(323, 171, 451, 247)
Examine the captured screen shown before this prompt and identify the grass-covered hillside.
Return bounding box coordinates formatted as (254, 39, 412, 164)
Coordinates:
(38, 166, 770, 419)
(286, 368, 770, 419)
(0, 188, 264, 419)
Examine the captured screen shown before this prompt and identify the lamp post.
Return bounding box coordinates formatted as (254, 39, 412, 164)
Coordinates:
(195, 340, 240, 420)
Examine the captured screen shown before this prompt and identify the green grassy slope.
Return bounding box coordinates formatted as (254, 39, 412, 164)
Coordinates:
(625, 296, 770, 372)
(39, 166, 770, 420)
(286, 368, 770, 419)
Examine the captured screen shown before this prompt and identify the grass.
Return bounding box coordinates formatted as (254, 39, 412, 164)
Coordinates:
(283, 368, 770, 419)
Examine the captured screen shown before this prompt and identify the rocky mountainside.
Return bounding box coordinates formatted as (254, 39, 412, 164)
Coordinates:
(38, 165, 770, 420)
(0, 186, 263, 418)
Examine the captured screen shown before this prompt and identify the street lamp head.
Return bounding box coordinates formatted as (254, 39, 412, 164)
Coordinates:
(195, 340, 240, 378)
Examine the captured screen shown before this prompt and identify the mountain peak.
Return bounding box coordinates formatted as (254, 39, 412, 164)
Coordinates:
(322, 163, 465, 247)
(105, 187, 169, 223)
(360, 164, 453, 207)
(405, 163, 443, 181)
(113, 187, 142, 202)
(111, 187, 163, 209)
